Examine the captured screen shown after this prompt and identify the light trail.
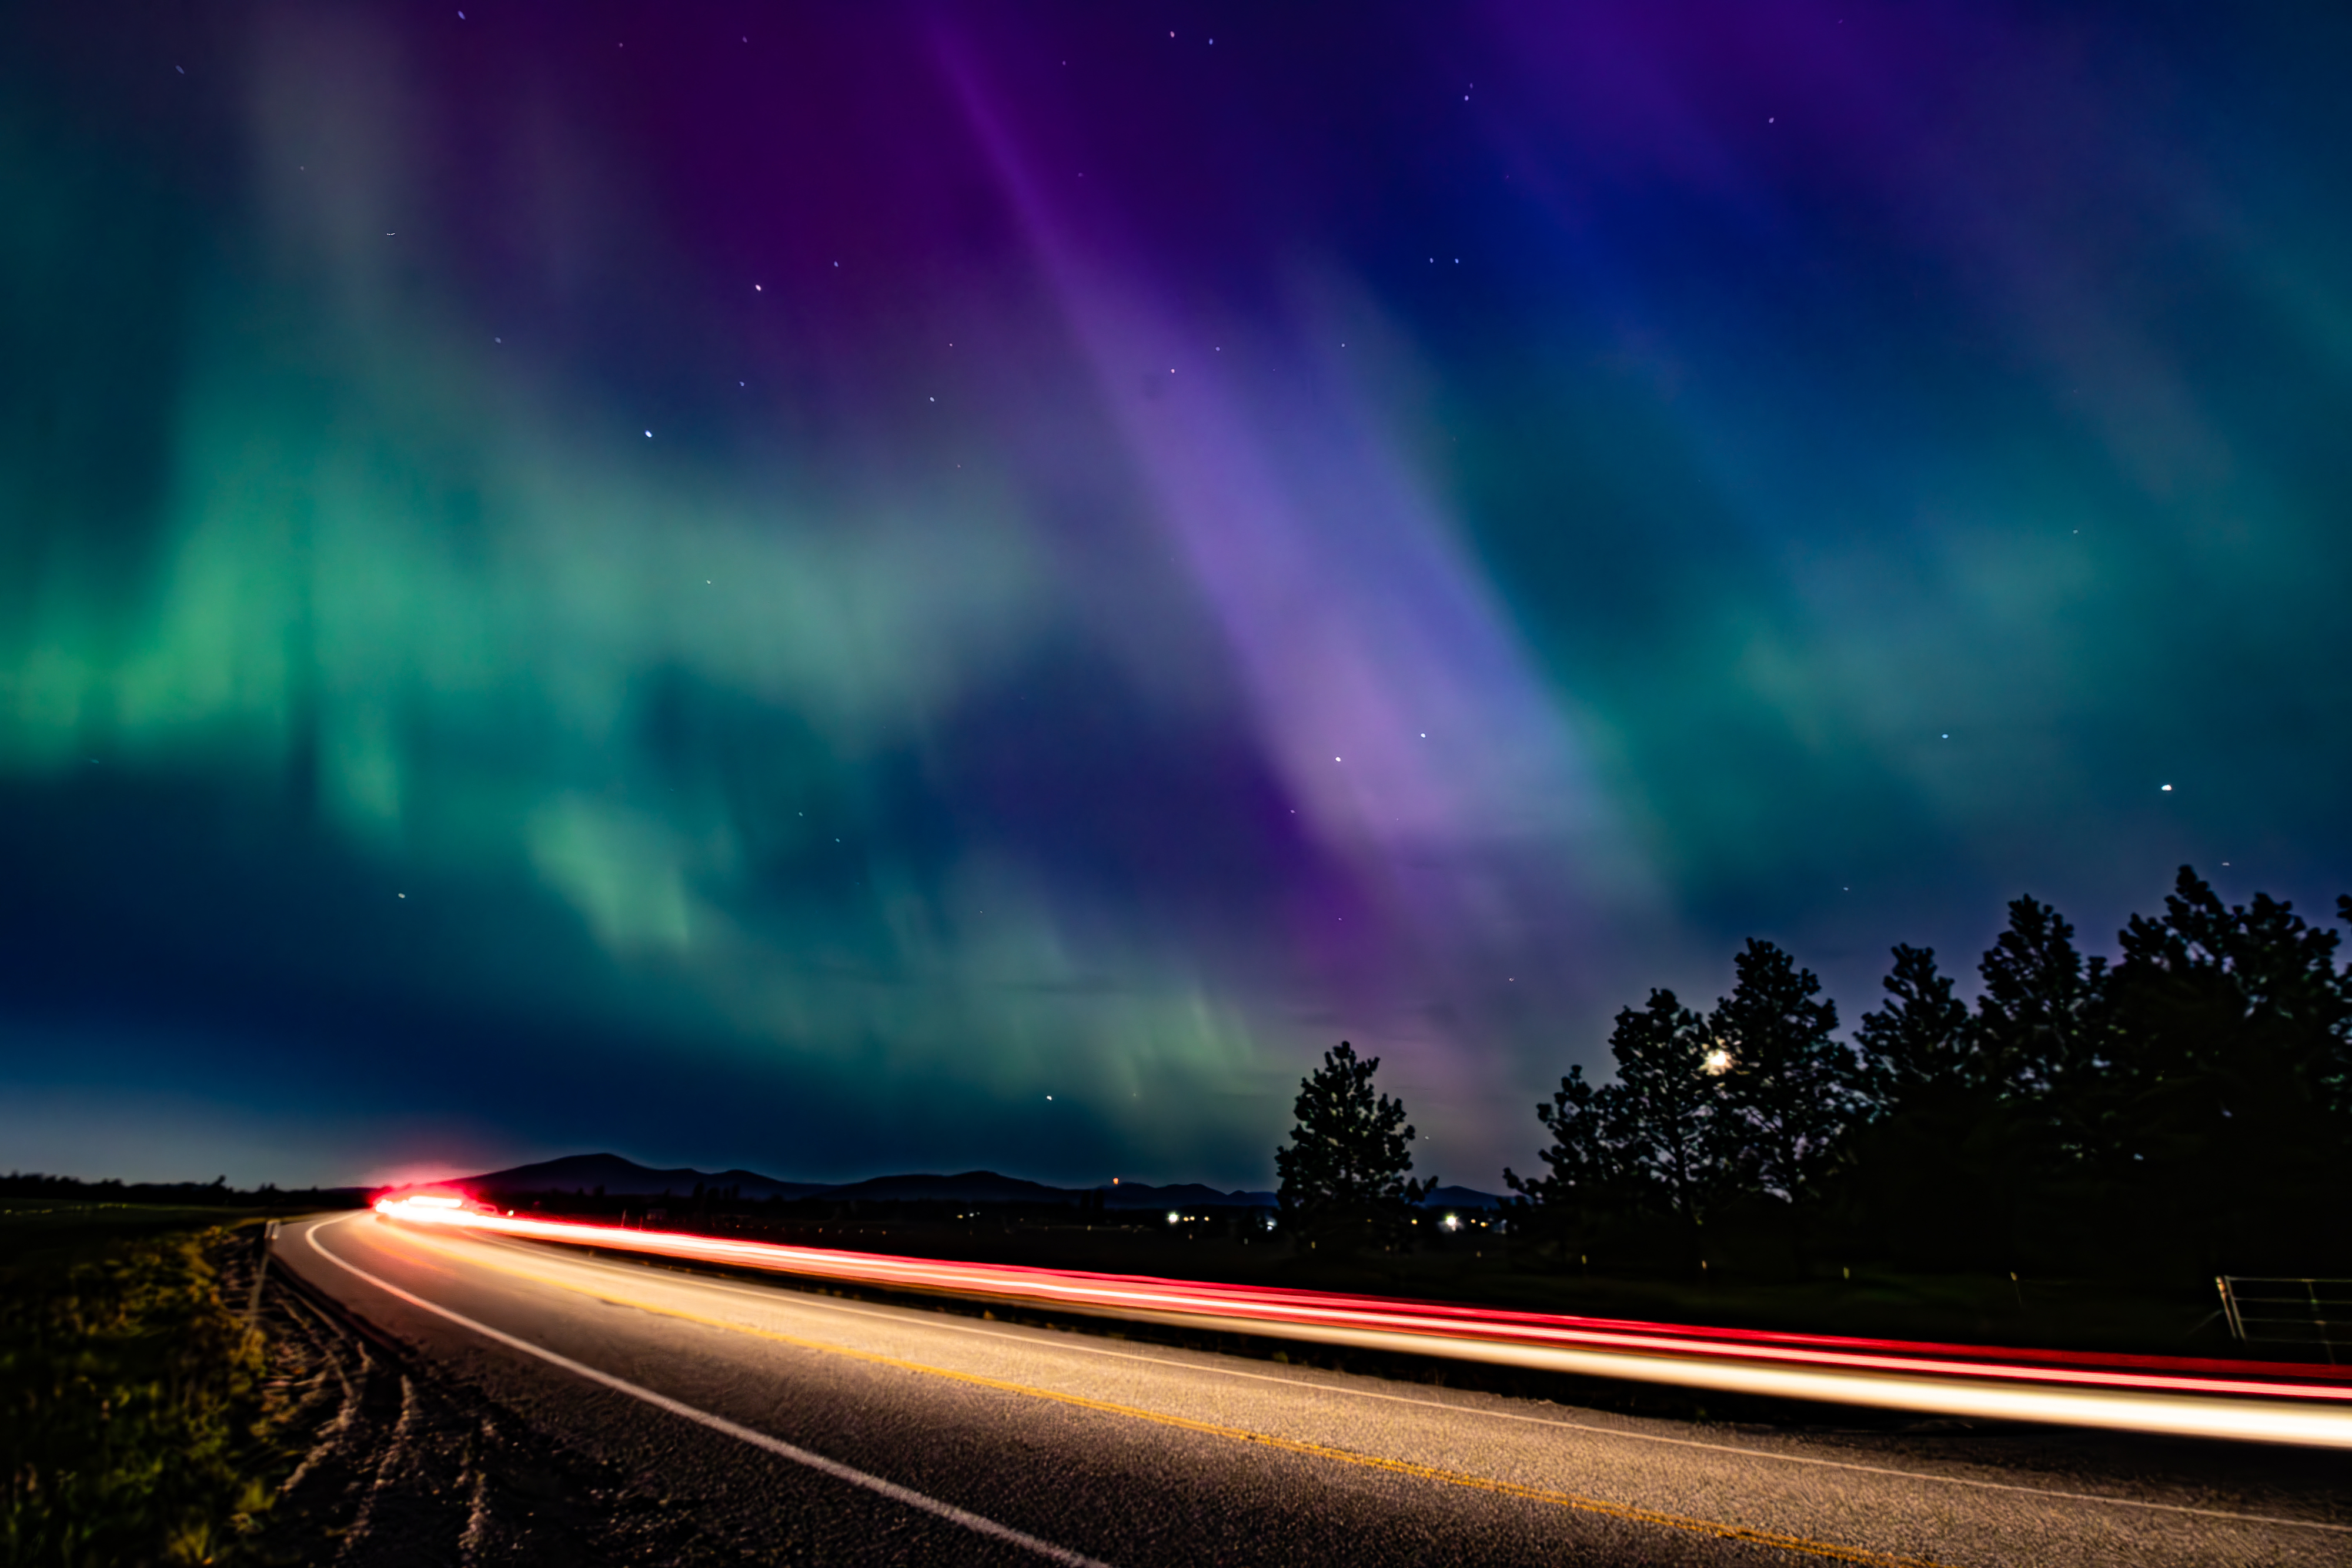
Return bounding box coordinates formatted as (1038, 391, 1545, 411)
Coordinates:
(371, 1196, 2352, 1448)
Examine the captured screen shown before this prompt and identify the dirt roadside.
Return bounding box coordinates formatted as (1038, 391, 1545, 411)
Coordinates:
(225, 1235, 760, 1567)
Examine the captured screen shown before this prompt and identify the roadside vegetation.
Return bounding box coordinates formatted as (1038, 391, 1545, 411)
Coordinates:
(1494, 864, 2352, 1288)
(1, 1200, 283, 1567)
(1255, 862, 2352, 1356)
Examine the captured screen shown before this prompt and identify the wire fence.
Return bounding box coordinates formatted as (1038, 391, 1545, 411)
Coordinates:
(2216, 1276, 2352, 1363)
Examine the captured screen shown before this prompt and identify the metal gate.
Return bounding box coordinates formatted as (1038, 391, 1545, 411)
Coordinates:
(2216, 1276, 2352, 1363)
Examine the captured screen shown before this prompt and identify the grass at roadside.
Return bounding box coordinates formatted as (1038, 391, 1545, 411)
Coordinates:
(1, 1203, 281, 1567)
(0, 1198, 269, 1269)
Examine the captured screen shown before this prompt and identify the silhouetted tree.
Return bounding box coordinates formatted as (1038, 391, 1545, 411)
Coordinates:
(1853, 944, 1973, 1116)
(1516, 871, 2352, 1283)
(1844, 942, 2017, 1268)
(1972, 895, 2107, 1104)
(1504, 1064, 1626, 1249)
(1707, 940, 1849, 1270)
(1275, 1041, 1434, 1250)
(1959, 893, 2117, 1266)
(2102, 867, 2352, 1267)
(1604, 989, 1729, 1241)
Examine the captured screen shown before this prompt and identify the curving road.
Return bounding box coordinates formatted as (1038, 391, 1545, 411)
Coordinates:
(277, 1212, 2352, 1567)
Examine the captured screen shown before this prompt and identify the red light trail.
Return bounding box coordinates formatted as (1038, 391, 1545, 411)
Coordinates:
(373, 1196, 2352, 1447)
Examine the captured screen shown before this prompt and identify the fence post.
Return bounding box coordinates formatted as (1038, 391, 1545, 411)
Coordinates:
(245, 1219, 279, 1330)
(2215, 1275, 2244, 1342)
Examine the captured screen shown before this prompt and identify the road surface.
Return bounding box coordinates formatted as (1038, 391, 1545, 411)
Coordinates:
(276, 1212, 2352, 1567)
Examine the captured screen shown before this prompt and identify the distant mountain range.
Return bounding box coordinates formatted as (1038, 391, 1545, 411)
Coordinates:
(462, 1152, 831, 1202)
(455, 1153, 1501, 1209)
(1421, 1184, 1507, 1211)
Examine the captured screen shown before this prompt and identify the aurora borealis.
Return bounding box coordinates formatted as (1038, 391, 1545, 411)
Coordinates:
(4, 3, 2349, 1190)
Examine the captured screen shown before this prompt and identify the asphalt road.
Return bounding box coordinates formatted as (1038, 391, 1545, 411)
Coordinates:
(278, 1212, 2352, 1567)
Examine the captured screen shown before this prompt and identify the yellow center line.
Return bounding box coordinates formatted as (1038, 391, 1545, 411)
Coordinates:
(367, 1224, 1959, 1568)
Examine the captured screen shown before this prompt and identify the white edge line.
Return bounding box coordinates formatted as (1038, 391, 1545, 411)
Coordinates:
(463, 1227, 2352, 1536)
(302, 1218, 1115, 1568)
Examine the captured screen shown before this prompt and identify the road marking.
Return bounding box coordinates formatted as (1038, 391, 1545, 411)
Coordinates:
(474, 1232, 2352, 1537)
(341, 1221, 1951, 1567)
(303, 1222, 1114, 1568)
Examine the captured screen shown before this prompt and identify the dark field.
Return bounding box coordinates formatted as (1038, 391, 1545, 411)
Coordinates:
(0, 1200, 365, 1566)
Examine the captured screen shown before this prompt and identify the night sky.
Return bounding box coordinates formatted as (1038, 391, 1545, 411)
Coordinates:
(5, 3, 2349, 1190)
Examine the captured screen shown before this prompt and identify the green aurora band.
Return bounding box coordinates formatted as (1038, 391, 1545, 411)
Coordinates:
(2, 3, 2349, 1186)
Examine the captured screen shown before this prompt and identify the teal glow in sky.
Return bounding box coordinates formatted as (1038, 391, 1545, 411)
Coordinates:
(4, 2, 2348, 1188)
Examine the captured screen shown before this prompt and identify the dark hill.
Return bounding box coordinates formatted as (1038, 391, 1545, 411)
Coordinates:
(818, 1171, 1073, 1205)
(462, 1152, 826, 1202)
(1419, 1184, 1506, 1209)
(453, 1154, 1305, 1211)
(1101, 1182, 1276, 1209)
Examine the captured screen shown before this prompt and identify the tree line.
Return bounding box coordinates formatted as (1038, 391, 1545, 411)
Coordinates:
(1278, 866, 2352, 1278)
